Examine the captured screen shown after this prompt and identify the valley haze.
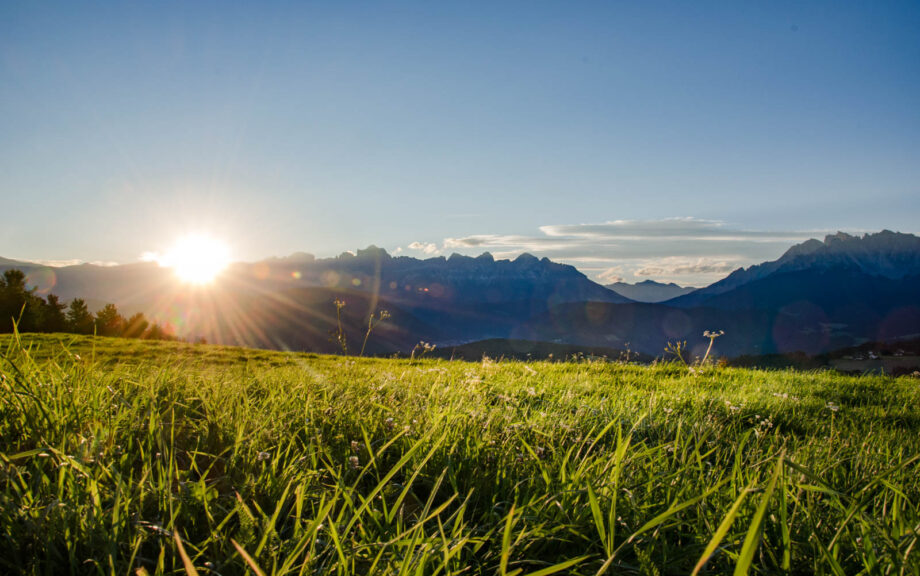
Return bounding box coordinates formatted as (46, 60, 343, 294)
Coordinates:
(3, 230, 919, 361)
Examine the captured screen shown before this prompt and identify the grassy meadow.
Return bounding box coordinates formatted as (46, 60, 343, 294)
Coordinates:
(2, 333, 919, 575)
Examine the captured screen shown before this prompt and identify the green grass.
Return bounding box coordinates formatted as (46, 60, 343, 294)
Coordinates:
(2, 333, 919, 575)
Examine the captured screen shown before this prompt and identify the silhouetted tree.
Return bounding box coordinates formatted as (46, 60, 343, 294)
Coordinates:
(95, 303, 125, 337)
(122, 312, 149, 338)
(143, 322, 166, 340)
(0, 267, 168, 340)
(39, 294, 68, 333)
(67, 298, 95, 335)
(0, 269, 39, 332)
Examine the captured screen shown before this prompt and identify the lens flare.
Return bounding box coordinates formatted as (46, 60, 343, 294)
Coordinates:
(158, 234, 231, 284)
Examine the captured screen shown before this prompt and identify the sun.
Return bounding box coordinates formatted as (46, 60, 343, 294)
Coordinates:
(159, 234, 231, 284)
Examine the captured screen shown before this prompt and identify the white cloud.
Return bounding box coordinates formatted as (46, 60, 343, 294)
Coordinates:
(408, 241, 440, 255)
(33, 259, 120, 267)
(32, 259, 84, 267)
(634, 257, 738, 277)
(538, 217, 814, 242)
(443, 235, 571, 250)
(596, 266, 625, 284)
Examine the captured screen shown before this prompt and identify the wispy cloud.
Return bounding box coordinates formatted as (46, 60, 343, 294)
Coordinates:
(408, 241, 441, 255)
(32, 259, 120, 268)
(539, 218, 817, 242)
(31, 259, 84, 267)
(634, 257, 738, 277)
(442, 218, 828, 286)
(595, 266, 625, 284)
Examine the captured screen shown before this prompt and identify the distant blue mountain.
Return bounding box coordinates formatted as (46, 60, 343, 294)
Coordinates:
(667, 230, 920, 307)
(530, 231, 920, 356)
(606, 280, 696, 303)
(3, 231, 918, 357)
(1, 247, 630, 352)
(264, 247, 631, 306)
(528, 269, 920, 357)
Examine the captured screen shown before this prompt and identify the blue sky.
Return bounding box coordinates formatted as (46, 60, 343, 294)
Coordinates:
(2, 1, 918, 285)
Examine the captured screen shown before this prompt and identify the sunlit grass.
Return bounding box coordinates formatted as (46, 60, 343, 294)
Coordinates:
(1, 333, 919, 574)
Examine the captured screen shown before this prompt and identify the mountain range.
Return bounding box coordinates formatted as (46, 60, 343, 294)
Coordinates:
(3, 230, 919, 358)
(606, 280, 696, 303)
(528, 231, 920, 356)
(670, 230, 920, 307)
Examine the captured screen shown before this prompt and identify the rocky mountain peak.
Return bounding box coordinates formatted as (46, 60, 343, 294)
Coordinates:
(671, 229, 920, 307)
(513, 253, 540, 264)
(780, 238, 824, 259)
(777, 230, 920, 265)
(355, 245, 391, 260)
(824, 231, 856, 245)
(281, 251, 316, 262)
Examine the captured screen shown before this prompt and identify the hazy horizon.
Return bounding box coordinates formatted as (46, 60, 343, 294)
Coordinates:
(5, 226, 917, 292)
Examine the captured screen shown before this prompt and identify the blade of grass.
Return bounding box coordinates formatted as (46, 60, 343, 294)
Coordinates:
(231, 538, 268, 576)
(172, 532, 199, 576)
(597, 478, 728, 574)
(734, 452, 784, 576)
(692, 486, 750, 575)
(587, 483, 607, 554)
(523, 556, 590, 576)
(254, 479, 293, 557)
(500, 504, 522, 576)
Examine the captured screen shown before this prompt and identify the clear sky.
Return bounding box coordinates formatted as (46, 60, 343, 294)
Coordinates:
(2, 1, 918, 286)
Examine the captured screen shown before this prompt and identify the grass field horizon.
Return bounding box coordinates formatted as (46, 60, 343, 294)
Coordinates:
(2, 332, 919, 574)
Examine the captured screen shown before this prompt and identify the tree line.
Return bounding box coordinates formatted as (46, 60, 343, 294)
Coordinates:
(0, 269, 175, 340)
